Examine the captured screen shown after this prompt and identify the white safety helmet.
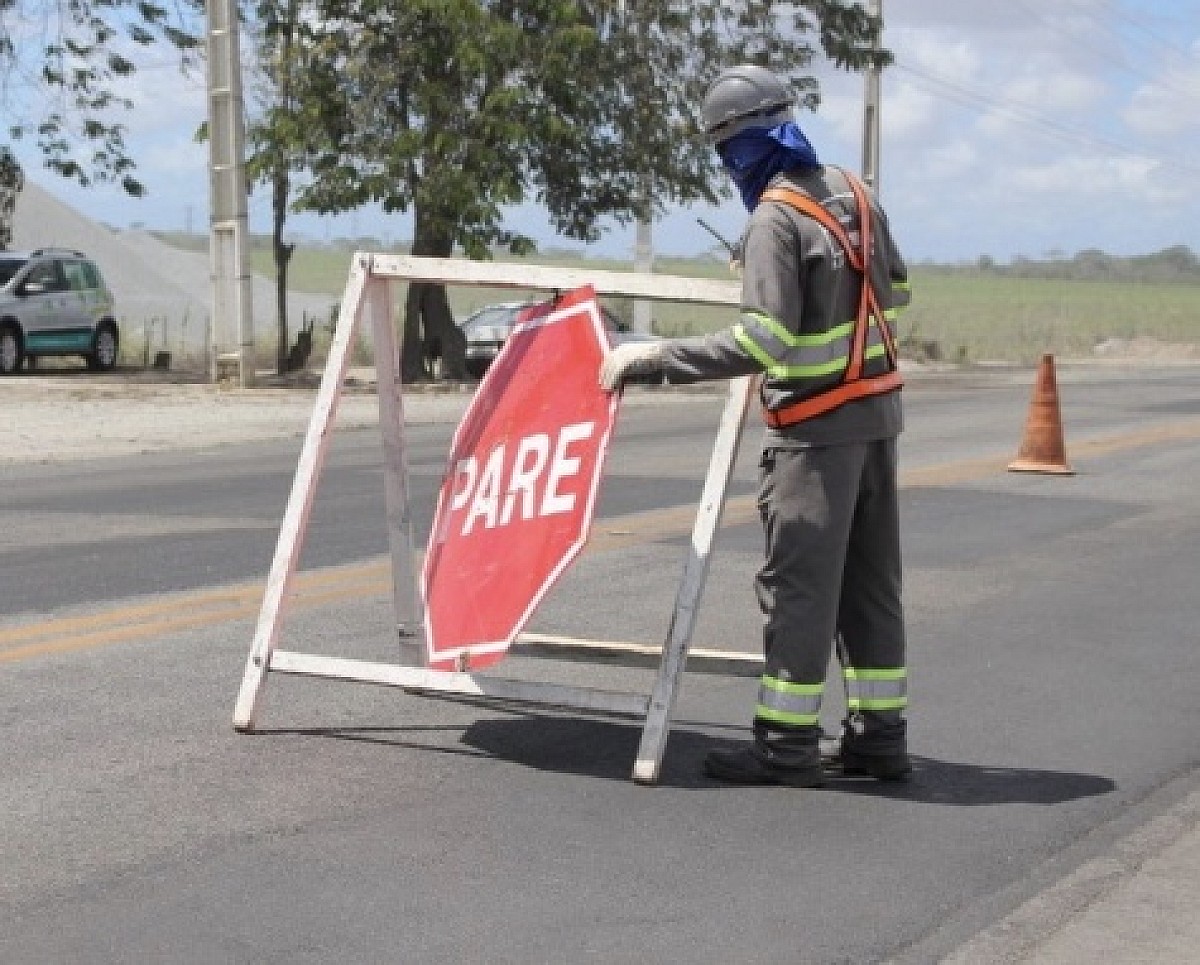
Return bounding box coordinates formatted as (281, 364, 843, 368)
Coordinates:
(700, 64, 795, 145)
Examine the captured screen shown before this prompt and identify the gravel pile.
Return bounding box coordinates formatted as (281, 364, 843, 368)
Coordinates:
(11, 182, 340, 365)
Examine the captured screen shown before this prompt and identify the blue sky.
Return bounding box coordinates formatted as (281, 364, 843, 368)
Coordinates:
(10, 0, 1200, 264)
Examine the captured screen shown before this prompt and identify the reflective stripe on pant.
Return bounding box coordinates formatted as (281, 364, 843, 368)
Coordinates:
(753, 439, 906, 735)
(756, 676, 823, 727)
(844, 666, 907, 713)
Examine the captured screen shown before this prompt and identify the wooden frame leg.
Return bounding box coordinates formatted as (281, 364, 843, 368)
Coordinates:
(633, 376, 753, 783)
(232, 258, 372, 731)
(367, 277, 423, 665)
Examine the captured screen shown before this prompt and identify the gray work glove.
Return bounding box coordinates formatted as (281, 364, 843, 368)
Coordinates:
(599, 341, 664, 392)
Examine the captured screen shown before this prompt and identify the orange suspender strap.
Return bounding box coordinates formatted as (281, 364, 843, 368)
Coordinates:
(757, 169, 902, 428)
(844, 172, 872, 380)
(765, 368, 903, 427)
(784, 168, 899, 369)
(841, 171, 901, 371)
(761, 184, 862, 268)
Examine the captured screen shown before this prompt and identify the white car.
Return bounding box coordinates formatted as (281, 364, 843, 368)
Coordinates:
(0, 248, 119, 374)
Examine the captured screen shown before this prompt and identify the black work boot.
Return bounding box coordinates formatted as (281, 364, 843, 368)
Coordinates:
(837, 714, 911, 782)
(704, 745, 825, 787)
(704, 721, 824, 787)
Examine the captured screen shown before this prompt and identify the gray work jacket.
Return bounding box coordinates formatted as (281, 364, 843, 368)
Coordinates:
(660, 165, 910, 448)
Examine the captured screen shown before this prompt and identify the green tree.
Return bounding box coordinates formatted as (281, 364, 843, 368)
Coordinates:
(0, 0, 200, 239)
(0, 147, 23, 250)
(276, 0, 887, 381)
(246, 0, 308, 375)
(1143, 245, 1199, 280)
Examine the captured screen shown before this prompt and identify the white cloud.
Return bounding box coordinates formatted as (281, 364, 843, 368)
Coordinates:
(895, 30, 979, 81)
(877, 77, 942, 144)
(869, 0, 1200, 258)
(1123, 85, 1185, 134)
(142, 139, 208, 179)
(17, 0, 1200, 261)
(923, 140, 978, 180)
(1122, 42, 1200, 136)
(1028, 155, 1189, 210)
(1003, 72, 1107, 113)
(808, 87, 860, 153)
(125, 65, 208, 132)
(1009, 155, 1152, 195)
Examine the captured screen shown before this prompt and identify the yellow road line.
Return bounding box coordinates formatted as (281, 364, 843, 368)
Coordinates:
(1068, 420, 1200, 459)
(0, 565, 392, 663)
(5, 416, 1199, 664)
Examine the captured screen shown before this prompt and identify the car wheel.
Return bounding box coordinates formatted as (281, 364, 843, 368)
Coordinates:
(0, 324, 22, 375)
(87, 323, 119, 371)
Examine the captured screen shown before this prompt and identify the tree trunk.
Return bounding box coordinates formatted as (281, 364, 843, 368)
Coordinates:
(272, 165, 295, 376)
(401, 204, 468, 383)
(271, 8, 299, 377)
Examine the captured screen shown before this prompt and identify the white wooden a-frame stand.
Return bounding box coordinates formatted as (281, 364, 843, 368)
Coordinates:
(232, 254, 760, 784)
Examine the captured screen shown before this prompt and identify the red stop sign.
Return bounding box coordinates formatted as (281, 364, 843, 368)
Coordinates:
(421, 286, 619, 671)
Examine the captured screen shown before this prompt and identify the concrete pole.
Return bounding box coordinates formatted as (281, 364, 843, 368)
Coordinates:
(633, 211, 654, 334)
(618, 0, 654, 335)
(205, 0, 255, 386)
(863, 0, 883, 193)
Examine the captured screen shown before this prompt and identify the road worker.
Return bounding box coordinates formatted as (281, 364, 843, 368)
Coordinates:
(600, 64, 912, 786)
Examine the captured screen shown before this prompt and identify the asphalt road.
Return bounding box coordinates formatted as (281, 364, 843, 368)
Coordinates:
(2, 364, 1199, 963)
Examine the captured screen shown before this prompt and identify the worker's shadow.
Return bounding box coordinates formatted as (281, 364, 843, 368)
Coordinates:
(460, 712, 717, 787)
(461, 715, 1116, 804)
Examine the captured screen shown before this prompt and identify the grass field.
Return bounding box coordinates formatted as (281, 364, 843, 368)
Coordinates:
(897, 270, 1200, 364)
(160, 233, 1200, 365)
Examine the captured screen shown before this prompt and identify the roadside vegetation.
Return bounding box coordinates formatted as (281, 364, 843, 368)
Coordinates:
(238, 3, 889, 380)
(151, 230, 1200, 369)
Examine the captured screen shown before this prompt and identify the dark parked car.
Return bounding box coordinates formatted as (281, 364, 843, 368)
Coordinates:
(460, 299, 663, 381)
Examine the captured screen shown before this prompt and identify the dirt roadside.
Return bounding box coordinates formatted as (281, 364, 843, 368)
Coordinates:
(6, 342, 1195, 466)
(0, 369, 477, 465)
(0, 367, 710, 466)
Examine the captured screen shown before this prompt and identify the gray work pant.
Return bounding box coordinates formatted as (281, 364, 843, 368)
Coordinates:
(754, 439, 907, 758)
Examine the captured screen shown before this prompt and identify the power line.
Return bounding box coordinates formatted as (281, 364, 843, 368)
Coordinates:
(1005, 0, 1199, 101)
(893, 60, 1200, 179)
(894, 62, 1120, 153)
(1094, 0, 1196, 63)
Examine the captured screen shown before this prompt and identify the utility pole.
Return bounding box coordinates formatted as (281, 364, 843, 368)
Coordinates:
(205, 0, 255, 386)
(633, 201, 654, 334)
(619, 0, 654, 334)
(862, 0, 883, 192)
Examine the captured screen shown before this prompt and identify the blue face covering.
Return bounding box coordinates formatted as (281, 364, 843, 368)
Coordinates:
(717, 122, 820, 211)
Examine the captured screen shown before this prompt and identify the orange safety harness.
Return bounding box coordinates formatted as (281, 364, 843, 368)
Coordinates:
(757, 169, 903, 428)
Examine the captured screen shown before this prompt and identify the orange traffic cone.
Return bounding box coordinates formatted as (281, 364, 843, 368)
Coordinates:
(1008, 353, 1074, 475)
